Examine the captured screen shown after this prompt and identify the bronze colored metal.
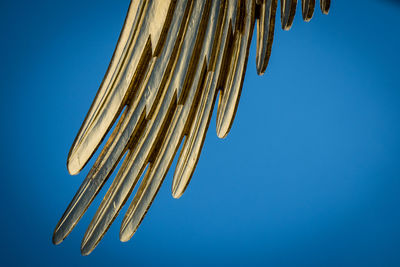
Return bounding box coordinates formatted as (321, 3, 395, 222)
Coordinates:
(320, 0, 330, 15)
(281, 0, 297, 30)
(302, 0, 315, 21)
(256, 0, 278, 74)
(53, 0, 331, 255)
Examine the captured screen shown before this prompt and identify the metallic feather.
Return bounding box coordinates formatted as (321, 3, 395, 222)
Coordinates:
(302, 0, 315, 21)
(281, 0, 297, 30)
(256, 0, 277, 74)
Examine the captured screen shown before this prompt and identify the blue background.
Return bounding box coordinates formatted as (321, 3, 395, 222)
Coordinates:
(1, 0, 399, 266)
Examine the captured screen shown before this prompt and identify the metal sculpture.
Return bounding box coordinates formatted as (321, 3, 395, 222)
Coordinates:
(53, 0, 331, 255)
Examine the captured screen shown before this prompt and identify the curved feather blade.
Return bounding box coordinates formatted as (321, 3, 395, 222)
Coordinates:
(320, 0, 330, 15)
(302, 0, 315, 21)
(216, 0, 256, 139)
(172, 73, 218, 199)
(256, 0, 278, 75)
(281, 0, 297, 30)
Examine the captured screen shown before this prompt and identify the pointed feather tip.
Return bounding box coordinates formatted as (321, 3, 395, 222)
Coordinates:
(119, 222, 137, 243)
(281, 13, 294, 31)
(302, 9, 314, 22)
(80, 236, 96, 256)
(52, 230, 64, 246)
(256, 66, 266, 76)
(320, 1, 330, 15)
(171, 165, 187, 199)
(119, 230, 131, 243)
(216, 118, 229, 139)
(256, 54, 263, 75)
(256, 56, 265, 75)
(80, 246, 92, 256)
(256, 54, 269, 75)
(281, 23, 292, 31)
(172, 192, 182, 199)
(67, 154, 82, 175)
(321, 7, 329, 15)
(171, 182, 184, 199)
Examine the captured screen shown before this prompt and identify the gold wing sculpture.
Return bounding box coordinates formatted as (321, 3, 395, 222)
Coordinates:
(53, 0, 331, 255)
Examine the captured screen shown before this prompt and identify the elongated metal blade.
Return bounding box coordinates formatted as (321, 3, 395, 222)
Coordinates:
(216, 0, 256, 139)
(256, 0, 278, 75)
(281, 0, 297, 30)
(320, 0, 330, 15)
(302, 0, 315, 21)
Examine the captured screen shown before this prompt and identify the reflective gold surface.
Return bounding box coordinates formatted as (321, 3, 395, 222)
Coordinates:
(53, 0, 330, 255)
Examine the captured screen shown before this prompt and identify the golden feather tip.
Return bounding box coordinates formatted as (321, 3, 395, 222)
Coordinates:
(67, 154, 82, 175)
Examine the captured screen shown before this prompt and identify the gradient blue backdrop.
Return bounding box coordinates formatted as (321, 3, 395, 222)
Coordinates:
(1, 0, 399, 266)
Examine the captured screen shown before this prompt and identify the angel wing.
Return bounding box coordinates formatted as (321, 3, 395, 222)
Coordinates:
(53, 0, 330, 255)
